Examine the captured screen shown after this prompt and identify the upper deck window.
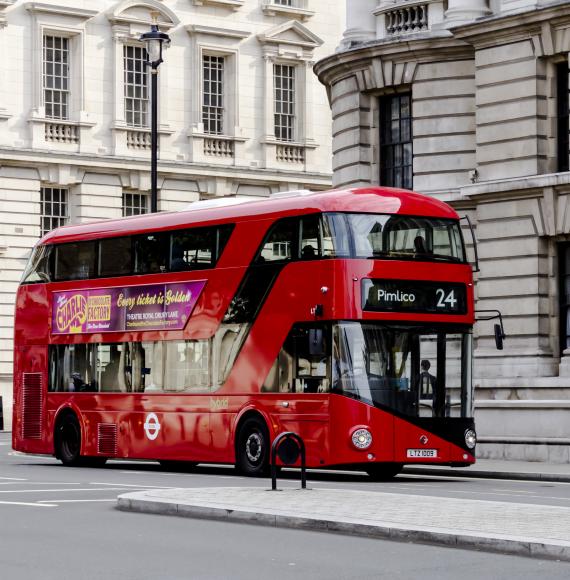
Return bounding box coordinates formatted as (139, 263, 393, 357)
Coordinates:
(55, 241, 97, 281)
(340, 214, 465, 263)
(21, 224, 235, 285)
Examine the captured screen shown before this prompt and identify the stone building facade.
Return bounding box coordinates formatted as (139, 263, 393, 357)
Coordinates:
(315, 0, 570, 462)
(0, 0, 343, 430)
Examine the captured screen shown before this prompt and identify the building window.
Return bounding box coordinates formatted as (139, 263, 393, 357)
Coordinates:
(124, 45, 148, 128)
(379, 93, 413, 189)
(40, 187, 68, 236)
(203, 55, 225, 135)
(275, 0, 293, 5)
(43, 35, 70, 120)
(123, 192, 149, 217)
(274, 64, 295, 142)
(560, 243, 570, 352)
(557, 61, 569, 173)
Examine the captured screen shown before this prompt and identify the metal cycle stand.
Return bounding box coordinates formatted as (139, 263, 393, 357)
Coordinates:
(270, 432, 307, 491)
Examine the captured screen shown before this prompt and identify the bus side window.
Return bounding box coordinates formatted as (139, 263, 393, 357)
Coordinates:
(256, 218, 299, 263)
(300, 215, 321, 260)
(21, 244, 54, 284)
(171, 228, 214, 271)
(99, 237, 132, 278)
(134, 233, 169, 274)
(55, 241, 97, 281)
(261, 325, 331, 394)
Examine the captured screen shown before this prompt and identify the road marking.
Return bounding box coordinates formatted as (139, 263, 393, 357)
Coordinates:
(0, 487, 147, 494)
(89, 482, 175, 489)
(0, 500, 57, 507)
(38, 499, 117, 504)
(0, 477, 27, 481)
(0, 482, 82, 486)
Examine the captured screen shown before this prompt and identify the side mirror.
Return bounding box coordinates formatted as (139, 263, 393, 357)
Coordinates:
(494, 324, 504, 350)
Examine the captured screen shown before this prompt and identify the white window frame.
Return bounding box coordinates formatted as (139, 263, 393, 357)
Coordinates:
(122, 191, 149, 217)
(186, 25, 250, 164)
(257, 21, 322, 167)
(273, 63, 297, 142)
(123, 44, 149, 129)
(40, 186, 69, 236)
(202, 54, 226, 136)
(43, 34, 71, 121)
(108, 1, 177, 157)
(26, 4, 95, 123)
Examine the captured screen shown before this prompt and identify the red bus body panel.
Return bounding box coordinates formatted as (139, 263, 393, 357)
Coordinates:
(13, 187, 476, 468)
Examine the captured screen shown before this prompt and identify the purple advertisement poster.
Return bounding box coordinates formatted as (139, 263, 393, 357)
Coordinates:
(51, 281, 206, 335)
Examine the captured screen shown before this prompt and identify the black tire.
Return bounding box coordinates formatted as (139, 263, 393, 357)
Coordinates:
(366, 463, 403, 481)
(236, 417, 270, 477)
(55, 414, 82, 467)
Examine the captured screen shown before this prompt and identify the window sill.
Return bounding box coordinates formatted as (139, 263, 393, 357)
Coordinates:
(261, 2, 314, 21)
(192, 0, 244, 11)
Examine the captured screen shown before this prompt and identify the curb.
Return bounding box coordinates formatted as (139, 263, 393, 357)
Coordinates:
(116, 495, 570, 562)
(402, 467, 570, 483)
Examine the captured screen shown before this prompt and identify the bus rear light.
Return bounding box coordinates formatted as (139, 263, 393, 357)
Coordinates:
(351, 428, 372, 450)
(464, 429, 476, 449)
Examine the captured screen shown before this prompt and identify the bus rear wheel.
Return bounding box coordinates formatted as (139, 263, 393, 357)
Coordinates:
(55, 414, 82, 467)
(236, 417, 269, 477)
(366, 463, 403, 481)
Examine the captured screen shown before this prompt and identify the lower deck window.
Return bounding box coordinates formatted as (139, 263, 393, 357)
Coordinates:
(49, 340, 211, 394)
(262, 324, 331, 394)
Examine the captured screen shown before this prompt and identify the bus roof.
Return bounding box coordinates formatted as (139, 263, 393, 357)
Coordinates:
(40, 186, 460, 245)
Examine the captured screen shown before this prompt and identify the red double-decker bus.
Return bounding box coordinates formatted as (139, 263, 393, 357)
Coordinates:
(13, 187, 480, 479)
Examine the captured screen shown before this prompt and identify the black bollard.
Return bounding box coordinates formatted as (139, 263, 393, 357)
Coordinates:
(270, 431, 306, 490)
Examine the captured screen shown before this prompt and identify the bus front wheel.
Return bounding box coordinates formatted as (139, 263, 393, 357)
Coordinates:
(55, 413, 82, 467)
(236, 417, 269, 477)
(366, 463, 403, 481)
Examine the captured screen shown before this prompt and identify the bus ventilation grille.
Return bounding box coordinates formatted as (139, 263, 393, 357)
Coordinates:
(21, 373, 43, 440)
(97, 423, 118, 456)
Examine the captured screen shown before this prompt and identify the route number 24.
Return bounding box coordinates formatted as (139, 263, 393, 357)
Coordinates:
(435, 288, 458, 309)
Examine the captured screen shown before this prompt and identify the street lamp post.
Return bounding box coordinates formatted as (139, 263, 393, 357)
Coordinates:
(140, 15, 170, 213)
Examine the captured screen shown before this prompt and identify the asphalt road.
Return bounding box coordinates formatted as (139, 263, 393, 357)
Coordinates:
(1, 432, 570, 580)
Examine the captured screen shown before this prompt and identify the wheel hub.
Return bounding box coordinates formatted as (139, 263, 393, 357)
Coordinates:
(245, 433, 262, 463)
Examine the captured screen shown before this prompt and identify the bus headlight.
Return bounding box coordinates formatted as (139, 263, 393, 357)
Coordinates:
(351, 428, 372, 450)
(464, 429, 477, 450)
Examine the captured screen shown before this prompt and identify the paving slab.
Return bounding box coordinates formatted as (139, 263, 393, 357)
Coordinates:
(117, 486, 570, 561)
(403, 458, 570, 482)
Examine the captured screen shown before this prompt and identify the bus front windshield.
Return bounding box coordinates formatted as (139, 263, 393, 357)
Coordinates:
(325, 213, 466, 263)
(332, 322, 473, 418)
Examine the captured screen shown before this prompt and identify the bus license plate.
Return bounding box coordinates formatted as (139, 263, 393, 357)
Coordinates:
(407, 449, 438, 458)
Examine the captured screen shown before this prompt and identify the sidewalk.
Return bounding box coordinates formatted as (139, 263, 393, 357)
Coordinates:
(403, 458, 570, 482)
(117, 484, 570, 562)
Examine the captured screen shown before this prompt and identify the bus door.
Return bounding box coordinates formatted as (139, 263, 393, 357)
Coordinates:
(262, 325, 331, 466)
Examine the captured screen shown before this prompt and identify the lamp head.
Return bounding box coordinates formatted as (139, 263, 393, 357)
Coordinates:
(139, 15, 170, 67)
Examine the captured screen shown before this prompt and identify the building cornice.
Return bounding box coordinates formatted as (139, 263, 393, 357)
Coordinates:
(24, 2, 97, 20)
(459, 172, 570, 201)
(450, 1, 570, 49)
(0, 148, 332, 186)
(185, 24, 250, 40)
(314, 34, 472, 88)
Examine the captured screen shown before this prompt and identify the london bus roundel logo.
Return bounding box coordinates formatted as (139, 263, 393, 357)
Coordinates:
(144, 413, 161, 441)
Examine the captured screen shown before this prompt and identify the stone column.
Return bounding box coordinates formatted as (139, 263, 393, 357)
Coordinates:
(445, 0, 491, 27)
(341, 0, 377, 48)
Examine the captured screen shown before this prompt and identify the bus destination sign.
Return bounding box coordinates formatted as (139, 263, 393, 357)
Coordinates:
(51, 281, 206, 335)
(362, 279, 467, 315)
